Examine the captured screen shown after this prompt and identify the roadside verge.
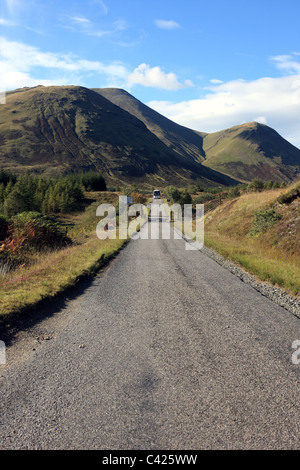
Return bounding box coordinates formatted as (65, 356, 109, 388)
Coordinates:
(0, 235, 127, 329)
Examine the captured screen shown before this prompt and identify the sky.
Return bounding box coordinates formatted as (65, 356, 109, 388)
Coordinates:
(0, 0, 300, 147)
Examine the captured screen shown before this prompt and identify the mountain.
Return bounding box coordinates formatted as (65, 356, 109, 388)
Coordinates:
(94, 87, 206, 164)
(201, 122, 300, 183)
(96, 89, 300, 184)
(0, 85, 237, 187)
(1, 85, 299, 187)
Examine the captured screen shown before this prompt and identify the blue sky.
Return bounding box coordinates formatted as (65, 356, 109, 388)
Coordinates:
(1, 0, 300, 147)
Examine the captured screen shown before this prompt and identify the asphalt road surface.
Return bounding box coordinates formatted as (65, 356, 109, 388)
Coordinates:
(1, 201, 300, 449)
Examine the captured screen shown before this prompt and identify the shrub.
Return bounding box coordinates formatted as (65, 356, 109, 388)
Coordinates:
(202, 186, 223, 195)
(227, 186, 241, 198)
(164, 186, 192, 206)
(131, 192, 147, 205)
(250, 209, 282, 236)
(77, 171, 107, 191)
(193, 193, 216, 204)
(180, 190, 192, 206)
(164, 186, 181, 202)
(277, 184, 300, 205)
(248, 178, 265, 192)
(2, 212, 72, 254)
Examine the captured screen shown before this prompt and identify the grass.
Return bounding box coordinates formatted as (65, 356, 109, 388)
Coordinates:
(0, 236, 126, 318)
(203, 185, 300, 296)
(0, 192, 127, 319)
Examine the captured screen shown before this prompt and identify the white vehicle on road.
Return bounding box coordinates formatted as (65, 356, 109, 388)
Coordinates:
(153, 190, 161, 199)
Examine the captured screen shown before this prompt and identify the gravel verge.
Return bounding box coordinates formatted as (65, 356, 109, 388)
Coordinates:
(200, 244, 300, 318)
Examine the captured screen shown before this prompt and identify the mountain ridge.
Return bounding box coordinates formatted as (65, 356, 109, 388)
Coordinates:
(0, 85, 299, 186)
(94, 88, 300, 183)
(93, 87, 206, 164)
(0, 85, 238, 187)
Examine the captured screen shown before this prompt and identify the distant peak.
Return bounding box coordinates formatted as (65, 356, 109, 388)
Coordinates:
(240, 121, 261, 129)
(94, 87, 132, 96)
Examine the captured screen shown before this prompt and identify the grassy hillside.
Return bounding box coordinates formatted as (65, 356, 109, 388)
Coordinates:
(2, 85, 298, 187)
(94, 90, 300, 185)
(94, 87, 206, 164)
(202, 122, 300, 183)
(0, 85, 238, 188)
(204, 181, 300, 296)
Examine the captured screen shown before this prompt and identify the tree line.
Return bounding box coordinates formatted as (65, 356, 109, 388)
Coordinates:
(0, 169, 106, 217)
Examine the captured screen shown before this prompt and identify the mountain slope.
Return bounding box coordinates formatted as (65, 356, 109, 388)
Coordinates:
(0, 85, 237, 186)
(1, 85, 298, 187)
(201, 122, 300, 182)
(94, 88, 206, 164)
(94, 89, 300, 184)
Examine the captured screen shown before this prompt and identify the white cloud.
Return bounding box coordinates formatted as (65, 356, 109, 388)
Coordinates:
(0, 70, 63, 92)
(0, 17, 44, 35)
(271, 53, 300, 74)
(70, 17, 92, 25)
(155, 19, 181, 30)
(127, 63, 193, 90)
(0, 37, 128, 92)
(253, 116, 267, 125)
(0, 38, 194, 93)
(210, 78, 223, 84)
(65, 15, 127, 38)
(0, 17, 16, 26)
(148, 74, 300, 148)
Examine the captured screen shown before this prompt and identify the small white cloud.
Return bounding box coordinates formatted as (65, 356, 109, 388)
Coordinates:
(253, 116, 267, 125)
(271, 53, 300, 74)
(127, 63, 193, 90)
(210, 79, 223, 84)
(65, 16, 128, 38)
(0, 17, 15, 26)
(155, 19, 181, 30)
(71, 17, 92, 25)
